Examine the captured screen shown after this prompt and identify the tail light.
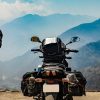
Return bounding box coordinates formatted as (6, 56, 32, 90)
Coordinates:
(45, 70, 57, 76)
(52, 71, 56, 76)
(46, 80, 55, 84)
(46, 71, 50, 76)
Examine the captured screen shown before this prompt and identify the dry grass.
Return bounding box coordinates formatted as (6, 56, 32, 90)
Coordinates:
(0, 92, 100, 100)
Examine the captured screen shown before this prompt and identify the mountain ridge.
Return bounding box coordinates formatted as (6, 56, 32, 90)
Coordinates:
(60, 18, 100, 38)
(0, 13, 95, 61)
(70, 40, 100, 68)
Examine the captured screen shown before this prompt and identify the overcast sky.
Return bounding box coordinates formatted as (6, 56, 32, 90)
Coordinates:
(0, 0, 100, 22)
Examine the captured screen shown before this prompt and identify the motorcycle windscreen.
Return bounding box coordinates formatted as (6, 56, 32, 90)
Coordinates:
(43, 43, 59, 55)
(44, 38, 57, 45)
(43, 83, 59, 93)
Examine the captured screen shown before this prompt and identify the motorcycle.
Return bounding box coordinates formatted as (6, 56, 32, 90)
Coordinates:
(21, 36, 80, 100)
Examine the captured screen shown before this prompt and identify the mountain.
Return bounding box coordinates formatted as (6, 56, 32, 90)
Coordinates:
(60, 19, 100, 90)
(80, 66, 100, 91)
(69, 40, 100, 90)
(0, 51, 41, 89)
(0, 61, 4, 79)
(0, 40, 100, 90)
(60, 19, 100, 48)
(0, 20, 5, 26)
(70, 40, 100, 68)
(0, 14, 95, 61)
(0, 13, 97, 89)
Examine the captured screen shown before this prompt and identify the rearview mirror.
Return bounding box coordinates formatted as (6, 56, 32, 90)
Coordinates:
(66, 36, 80, 45)
(70, 36, 80, 43)
(31, 36, 41, 43)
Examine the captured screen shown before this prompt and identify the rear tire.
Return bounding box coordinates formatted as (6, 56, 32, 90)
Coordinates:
(45, 95, 54, 100)
(33, 92, 45, 100)
(45, 93, 58, 100)
(64, 94, 73, 100)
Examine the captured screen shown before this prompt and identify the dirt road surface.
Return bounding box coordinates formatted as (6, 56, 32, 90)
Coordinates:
(0, 92, 100, 100)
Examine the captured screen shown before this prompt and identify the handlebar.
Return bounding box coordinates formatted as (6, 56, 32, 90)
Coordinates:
(31, 48, 78, 54)
(66, 57, 72, 59)
(31, 49, 41, 52)
(69, 49, 79, 53)
(65, 49, 79, 53)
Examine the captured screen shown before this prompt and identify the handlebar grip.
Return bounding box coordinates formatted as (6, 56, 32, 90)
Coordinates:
(39, 56, 43, 58)
(66, 57, 72, 59)
(31, 49, 41, 52)
(66, 49, 79, 53)
(70, 50, 79, 53)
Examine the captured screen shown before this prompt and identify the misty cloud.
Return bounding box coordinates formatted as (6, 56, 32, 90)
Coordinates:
(0, 1, 48, 21)
(0, 0, 100, 23)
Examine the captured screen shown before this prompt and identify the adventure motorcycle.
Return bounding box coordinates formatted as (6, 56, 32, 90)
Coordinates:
(21, 36, 80, 100)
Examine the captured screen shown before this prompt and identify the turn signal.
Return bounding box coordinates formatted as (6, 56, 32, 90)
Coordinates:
(46, 71, 50, 76)
(52, 71, 56, 76)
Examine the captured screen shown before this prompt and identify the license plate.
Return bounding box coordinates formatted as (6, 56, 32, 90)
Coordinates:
(43, 84, 59, 93)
